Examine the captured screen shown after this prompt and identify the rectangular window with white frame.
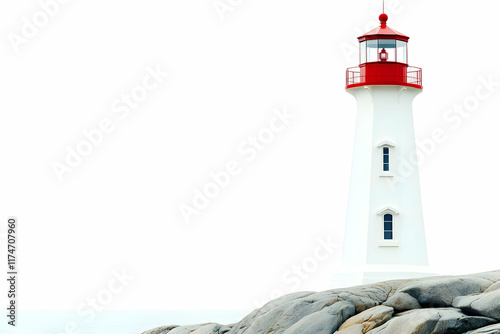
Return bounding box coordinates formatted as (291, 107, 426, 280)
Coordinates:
(384, 214, 393, 240)
(383, 147, 390, 171)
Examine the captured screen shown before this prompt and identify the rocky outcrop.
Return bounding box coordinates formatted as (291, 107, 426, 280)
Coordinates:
(454, 289, 500, 321)
(283, 301, 355, 334)
(369, 308, 496, 334)
(143, 324, 231, 334)
(142, 326, 178, 334)
(336, 305, 394, 333)
(143, 270, 500, 334)
(465, 324, 500, 333)
(396, 276, 492, 308)
(383, 292, 421, 312)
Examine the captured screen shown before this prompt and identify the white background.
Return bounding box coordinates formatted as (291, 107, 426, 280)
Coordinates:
(1, 0, 499, 322)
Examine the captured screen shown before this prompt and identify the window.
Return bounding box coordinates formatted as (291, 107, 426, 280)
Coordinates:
(360, 41, 367, 63)
(364, 39, 399, 62)
(367, 40, 378, 62)
(377, 207, 399, 246)
(378, 39, 396, 62)
(377, 141, 395, 176)
(396, 40, 407, 64)
(384, 214, 393, 240)
(383, 147, 390, 171)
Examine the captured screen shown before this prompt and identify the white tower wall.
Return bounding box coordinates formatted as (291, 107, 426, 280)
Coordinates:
(338, 85, 429, 285)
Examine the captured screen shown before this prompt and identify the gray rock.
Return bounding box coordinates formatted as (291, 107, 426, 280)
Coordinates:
(229, 294, 340, 334)
(336, 324, 365, 334)
(453, 289, 500, 321)
(168, 324, 211, 334)
(336, 305, 394, 333)
(142, 324, 218, 334)
(368, 308, 496, 334)
(227, 282, 405, 334)
(465, 324, 500, 333)
(485, 281, 500, 293)
(283, 301, 355, 334)
(383, 292, 421, 312)
(399, 277, 490, 307)
(334, 280, 408, 313)
(228, 293, 340, 334)
(227, 292, 319, 334)
(142, 325, 178, 334)
(464, 271, 500, 286)
(192, 324, 232, 333)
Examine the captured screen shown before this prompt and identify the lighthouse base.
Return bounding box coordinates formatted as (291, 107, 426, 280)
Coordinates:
(332, 265, 436, 288)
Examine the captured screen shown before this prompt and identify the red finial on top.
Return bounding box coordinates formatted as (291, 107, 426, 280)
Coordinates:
(379, 13, 388, 27)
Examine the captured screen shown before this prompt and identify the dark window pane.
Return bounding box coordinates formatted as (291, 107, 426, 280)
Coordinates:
(384, 231, 393, 240)
(383, 147, 390, 171)
(384, 214, 393, 221)
(384, 221, 393, 230)
(367, 40, 378, 48)
(379, 39, 396, 49)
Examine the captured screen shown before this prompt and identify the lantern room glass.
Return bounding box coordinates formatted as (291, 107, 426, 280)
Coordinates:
(360, 39, 407, 64)
(360, 41, 367, 63)
(396, 40, 407, 63)
(366, 40, 378, 63)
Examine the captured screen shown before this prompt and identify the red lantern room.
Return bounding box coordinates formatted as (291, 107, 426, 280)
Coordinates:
(346, 14, 422, 89)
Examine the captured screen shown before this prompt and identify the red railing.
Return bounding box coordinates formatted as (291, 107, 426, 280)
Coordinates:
(346, 65, 422, 89)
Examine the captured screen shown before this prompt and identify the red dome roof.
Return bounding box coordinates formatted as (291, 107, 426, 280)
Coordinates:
(358, 14, 409, 42)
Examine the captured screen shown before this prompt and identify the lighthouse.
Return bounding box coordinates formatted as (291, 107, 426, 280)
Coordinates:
(335, 13, 431, 286)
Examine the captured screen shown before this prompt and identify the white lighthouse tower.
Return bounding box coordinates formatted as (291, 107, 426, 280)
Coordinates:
(335, 13, 431, 286)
